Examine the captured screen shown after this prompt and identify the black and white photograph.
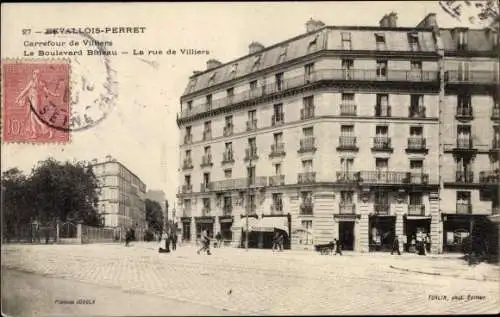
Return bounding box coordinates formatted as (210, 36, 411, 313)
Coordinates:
(1, 1, 499, 316)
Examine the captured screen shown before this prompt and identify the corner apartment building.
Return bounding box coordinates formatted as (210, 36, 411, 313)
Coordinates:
(176, 13, 498, 253)
(92, 157, 147, 231)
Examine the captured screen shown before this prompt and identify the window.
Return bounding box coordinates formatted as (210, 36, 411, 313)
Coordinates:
(203, 197, 210, 208)
(273, 104, 283, 122)
(248, 109, 256, 120)
(410, 160, 423, 172)
(206, 95, 212, 109)
(409, 192, 423, 205)
(410, 61, 422, 71)
(303, 127, 314, 137)
(208, 72, 216, 85)
(274, 132, 283, 144)
(457, 191, 471, 205)
(408, 33, 419, 51)
(300, 220, 313, 245)
(308, 34, 319, 52)
(376, 60, 387, 78)
(273, 193, 283, 211)
(457, 30, 468, 50)
(457, 62, 470, 80)
(204, 146, 211, 156)
(227, 87, 234, 98)
(341, 93, 355, 104)
(278, 45, 288, 63)
(185, 149, 191, 160)
(301, 191, 313, 204)
(305, 63, 314, 82)
(457, 125, 471, 139)
(225, 115, 233, 127)
(275, 73, 284, 91)
(376, 158, 389, 170)
(225, 142, 232, 152)
(302, 159, 313, 171)
(229, 63, 238, 77)
(341, 191, 354, 203)
(248, 194, 256, 212)
(252, 55, 261, 71)
(340, 158, 354, 172)
(376, 125, 388, 136)
(224, 169, 232, 179)
(341, 32, 352, 50)
(410, 95, 424, 117)
(248, 137, 256, 149)
(275, 163, 282, 175)
(184, 175, 191, 185)
(410, 126, 423, 137)
(187, 101, 193, 111)
(457, 93, 472, 111)
(188, 78, 197, 93)
(341, 125, 354, 136)
(342, 59, 354, 70)
(375, 33, 386, 50)
(186, 126, 191, 135)
(247, 166, 256, 184)
(204, 121, 211, 132)
(376, 94, 389, 116)
(203, 173, 210, 184)
(250, 80, 258, 93)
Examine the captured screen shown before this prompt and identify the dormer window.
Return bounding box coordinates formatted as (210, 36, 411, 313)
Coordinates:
(457, 30, 468, 50)
(278, 45, 288, 63)
(188, 78, 197, 92)
(308, 34, 319, 52)
(375, 33, 386, 50)
(341, 32, 352, 50)
(408, 32, 419, 51)
(229, 63, 238, 78)
(252, 55, 261, 71)
(208, 72, 216, 85)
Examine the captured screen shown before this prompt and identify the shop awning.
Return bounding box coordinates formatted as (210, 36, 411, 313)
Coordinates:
(239, 217, 259, 231)
(253, 217, 289, 235)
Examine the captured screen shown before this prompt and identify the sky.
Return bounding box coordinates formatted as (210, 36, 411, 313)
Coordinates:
(1, 1, 487, 206)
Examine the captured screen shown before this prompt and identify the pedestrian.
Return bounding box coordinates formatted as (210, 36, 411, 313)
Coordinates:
(215, 231, 223, 248)
(197, 229, 211, 255)
(425, 233, 431, 253)
(391, 236, 401, 255)
(125, 228, 131, 247)
(171, 231, 177, 251)
(334, 238, 343, 255)
(158, 230, 170, 253)
(272, 231, 280, 252)
(277, 232, 284, 252)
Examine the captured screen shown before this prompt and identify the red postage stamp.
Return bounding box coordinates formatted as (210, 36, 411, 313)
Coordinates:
(2, 60, 70, 143)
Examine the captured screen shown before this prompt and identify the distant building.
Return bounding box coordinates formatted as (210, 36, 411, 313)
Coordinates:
(145, 189, 167, 223)
(91, 157, 147, 231)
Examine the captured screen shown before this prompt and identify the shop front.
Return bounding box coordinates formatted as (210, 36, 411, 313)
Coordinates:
(252, 215, 290, 249)
(239, 215, 259, 248)
(194, 216, 214, 241)
(334, 214, 360, 251)
(404, 215, 431, 253)
(218, 215, 233, 246)
(443, 214, 492, 253)
(181, 217, 191, 242)
(369, 215, 395, 252)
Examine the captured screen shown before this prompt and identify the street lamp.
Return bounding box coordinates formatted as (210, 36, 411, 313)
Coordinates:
(245, 157, 253, 251)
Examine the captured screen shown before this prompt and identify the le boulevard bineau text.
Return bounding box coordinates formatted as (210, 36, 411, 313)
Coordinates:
(25, 48, 210, 57)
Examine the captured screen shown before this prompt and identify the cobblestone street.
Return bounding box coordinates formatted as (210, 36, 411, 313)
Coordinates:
(2, 243, 499, 315)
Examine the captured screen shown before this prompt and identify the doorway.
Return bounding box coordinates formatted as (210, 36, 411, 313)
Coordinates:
(339, 221, 355, 251)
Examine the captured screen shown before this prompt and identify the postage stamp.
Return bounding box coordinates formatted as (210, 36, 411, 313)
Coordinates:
(2, 60, 70, 143)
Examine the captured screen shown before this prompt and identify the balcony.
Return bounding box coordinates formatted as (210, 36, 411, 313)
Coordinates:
(445, 70, 498, 84)
(372, 136, 393, 152)
(491, 139, 500, 151)
(300, 202, 314, 215)
(184, 134, 192, 145)
(455, 107, 473, 121)
(200, 154, 213, 168)
(200, 182, 212, 193)
(246, 119, 257, 131)
(178, 68, 439, 120)
(336, 171, 359, 183)
(202, 130, 212, 141)
(271, 203, 283, 215)
(244, 147, 259, 161)
(248, 176, 268, 188)
(479, 170, 500, 185)
(492, 107, 500, 121)
(211, 178, 247, 191)
(339, 203, 355, 214)
(298, 172, 316, 184)
(359, 171, 429, 185)
(456, 203, 472, 214)
(340, 103, 357, 116)
(408, 204, 425, 216)
(406, 137, 428, 154)
(337, 136, 358, 151)
(221, 151, 234, 164)
(223, 125, 233, 137)
(182, 209, 191, 217)
(182, 159, 193, 170)
(181, 184, 193, 194)
(223, 205, 232, 216)
(408, 106, 426, 118)
(272, 113, 285, 126)
(298, 137, 317, 153)
(374, 105, 392, 117)
(374, 204, 390, 215)
(269, 143, 286, 157)
(202, 207, 211, 216)
(269, 175, 285, 186)
(455, 171, 474, 183)
(300, 107, 315, 120)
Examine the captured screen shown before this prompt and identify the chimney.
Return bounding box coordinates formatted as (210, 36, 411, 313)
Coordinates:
(416, 13, 438, 30)
(249, 42, 265, 54)
(387, 12, 398, 28)
(306, 18, 325, 33)
(206, 59, 222, 70)
(379, 14, 390, 28)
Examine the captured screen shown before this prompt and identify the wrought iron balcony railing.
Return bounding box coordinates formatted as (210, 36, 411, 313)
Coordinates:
(337, 136, 357, 150)
(408, 204, 425, 216)
(300, 107, 315, 120)
(339, 203, 355, 214)
(221, 151, 234, 164)
(179, 69, 440, 119)
(244, 147, 259, 161)
(479, 171, 500, 184)
(336, 171, 359, 182)
(182, 159, 193, 170)
(407, 137, 427, 150)
(359, 171, 429, 184)
(269, 143, 286, 157)
(200, 154, 213, 167)
(299, 137, 316, 153)
(272, 113, 285, 126)
(268, 175, 285, 186)
(374, 105, 392, 117)
(340, 103, 357, 116)
(211, 178, 247, 191)
(446, 70, 498, 84)
(247, 176, 268, 188)
(202, 130, 212, 141)
(300, 202, 314, 215)
(456, 106, 473, 119)
(408, 106, 426, 118)
(374, 204, 390, 215)
(223, 125, 233, 137)
(246, 119, 257, 131)
(455, 171, 474, 183)
(181, 184, 192, 193)
(456, 138, 474, 150)
(298, 172, 316, 184)
(372, 136, 392, 151)
(456, 203, 472, 214)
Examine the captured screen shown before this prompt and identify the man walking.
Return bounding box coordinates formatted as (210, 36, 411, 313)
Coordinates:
(272, 231, 280, 252)
(334, 238, 343, 255)
(391, 235, 401, 255)
(171, 231, 177, 251)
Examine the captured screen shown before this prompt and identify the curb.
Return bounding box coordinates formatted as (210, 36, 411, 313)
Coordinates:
(389, 265, 500, 282)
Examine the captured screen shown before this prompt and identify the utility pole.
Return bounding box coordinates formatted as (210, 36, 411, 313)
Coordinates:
(245, 157, 253, 251)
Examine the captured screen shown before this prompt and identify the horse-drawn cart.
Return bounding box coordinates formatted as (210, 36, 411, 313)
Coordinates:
(314, 242, 335, 255)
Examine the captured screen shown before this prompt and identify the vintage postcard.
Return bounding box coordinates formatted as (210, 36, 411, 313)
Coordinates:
(1, 1, 499, 316)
